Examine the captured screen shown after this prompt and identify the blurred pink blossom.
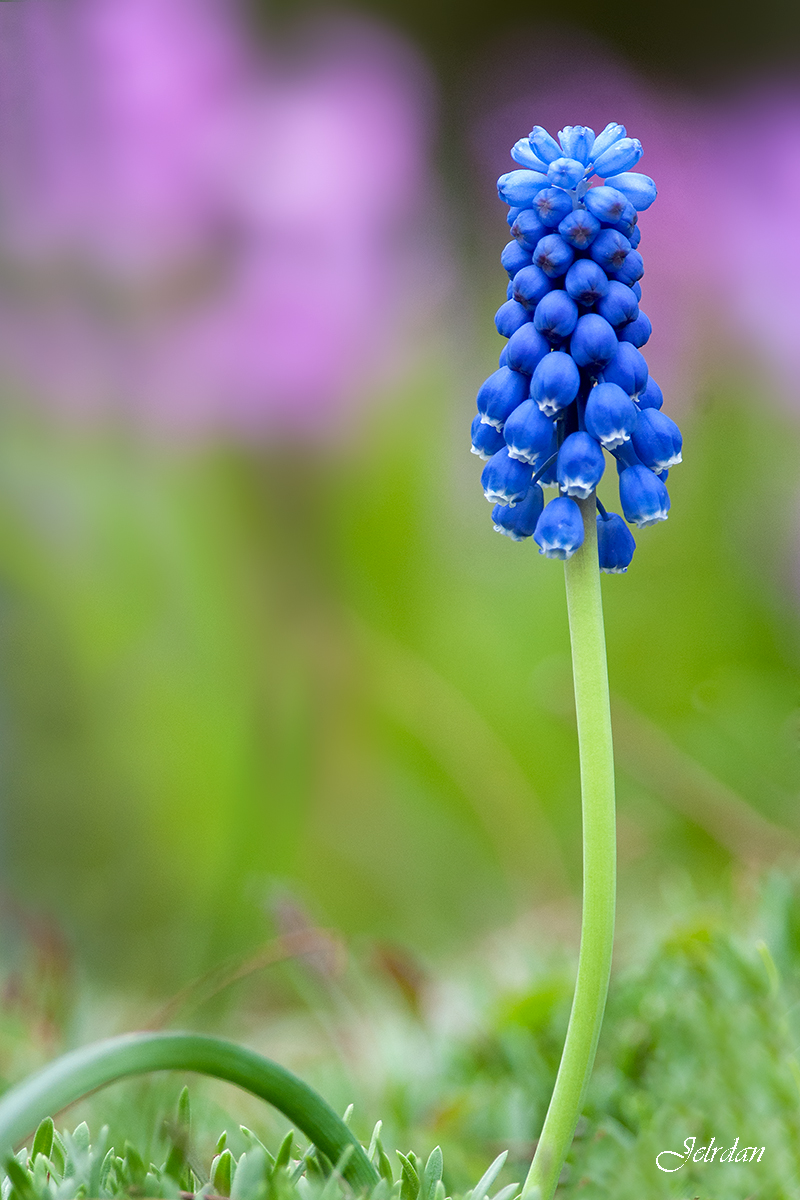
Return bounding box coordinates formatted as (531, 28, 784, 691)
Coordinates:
(0, 1, 436, 437)
(470, 34, 709, 410)
(702, 85, 800, 409)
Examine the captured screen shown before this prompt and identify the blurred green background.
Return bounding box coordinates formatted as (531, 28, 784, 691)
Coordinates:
(0, 0, 797, 1058)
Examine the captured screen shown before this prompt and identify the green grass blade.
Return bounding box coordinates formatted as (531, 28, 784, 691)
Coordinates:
(0, 1033, 378, 1192)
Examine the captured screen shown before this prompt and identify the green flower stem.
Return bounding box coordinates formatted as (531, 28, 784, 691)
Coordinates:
(522, 496, 616, 1200)
(0, 1032, 378, 1191)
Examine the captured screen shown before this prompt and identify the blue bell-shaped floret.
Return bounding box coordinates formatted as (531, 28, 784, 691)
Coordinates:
(618, 463, 670, 526)
(511, 208, 549, 250)
(534, 290, 579, 342)
(597, 512, 636, 572)
(565, 259, 610, 306)
(602, 342, 647, 399)
(471, 414, 506, 460)
(590, 229, 632, 272)
(618, 311, 651, 347)
(533, 233, 575, 278)
(506, 323, 550, 374)
(531, 350, 581, 416)
(477, 366, 530, 429)
(637, 377, 663, 410)
(533, 495, 585, 559)
(570, 313, 618, 373)
(597, 281, 639, 327)
(630, 409, 683, 472)
(557, 432, 606, 499)
(495, 299, 531, 338)
(585, 381, 639, 449)
(610, 249, 644, 286)
(504, 399, 556, 466)
(512, 264, 553, 310)
(481, 446, 534, 505)
(492, 483, 545, 540)
(501, 239, 532, 278)
(558, 209, 601, 250)
(532, 187, 573, 228)
(583, 185, 630, 224)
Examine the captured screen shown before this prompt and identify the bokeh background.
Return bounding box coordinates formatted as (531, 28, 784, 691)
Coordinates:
(0, 0, 799, 1176)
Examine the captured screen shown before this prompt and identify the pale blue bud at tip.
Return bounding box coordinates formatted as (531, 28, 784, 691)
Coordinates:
(593, 137, 643, 179)
(619, 463, 670, 527)
(604, 172, 658, 212)
(503, 398, 556, 465)
(531, 350, 580, 416)
(585, 380, 639, 449)
(590, 123, 627, 162)
(533, 495, 585, 559)
(558, 125, 595, 165)
(492, 483, 545, 540)
(471, 414, 505, 460)
(481, 446, 534, 505)
(547, 157, 586, 188)
(597, 511, 636, 573)
(529, 125, 563, 164)
(557, 431, 606, 499)
(497, 170, 550, 207)
(510, 138, 550, 173)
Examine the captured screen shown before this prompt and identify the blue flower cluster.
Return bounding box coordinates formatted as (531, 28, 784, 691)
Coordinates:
(470, 122, 682, 572)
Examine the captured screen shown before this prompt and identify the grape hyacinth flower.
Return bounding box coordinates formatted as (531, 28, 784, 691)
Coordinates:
(472, 120, 682, 573)
(470, 121, 683, 1200)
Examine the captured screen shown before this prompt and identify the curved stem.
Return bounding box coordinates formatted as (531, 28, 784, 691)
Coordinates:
(0, 1033, 378, 1192)
(522, 496, 616, 1200)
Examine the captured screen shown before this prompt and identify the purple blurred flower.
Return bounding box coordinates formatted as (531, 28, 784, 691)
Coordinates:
(0, 2, 435, 437)
(703, 86, 800, 409)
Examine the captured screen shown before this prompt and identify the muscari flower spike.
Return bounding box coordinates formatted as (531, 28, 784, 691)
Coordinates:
(470, 121, 681, 571)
